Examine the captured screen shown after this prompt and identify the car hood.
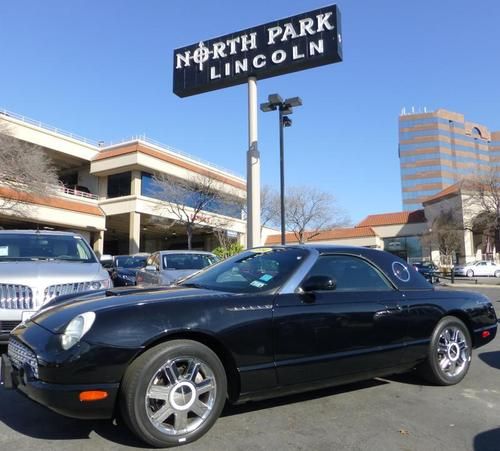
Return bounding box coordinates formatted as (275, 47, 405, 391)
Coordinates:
(115, 268, 140, 277)
(0, 261, 106, 288)
(162, 269, 200, 282)
(31, 285, 229, 333)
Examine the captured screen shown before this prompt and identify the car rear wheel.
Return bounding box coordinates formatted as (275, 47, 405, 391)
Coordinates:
(120, 340, 227, 448)
(466, 269, 474, 278)
(495, 270, 500, 278)
(417, 316, 472, 386)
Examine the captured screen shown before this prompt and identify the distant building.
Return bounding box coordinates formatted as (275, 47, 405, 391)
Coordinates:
(265, 210, 428, 263)
(399, 108, 500, 211)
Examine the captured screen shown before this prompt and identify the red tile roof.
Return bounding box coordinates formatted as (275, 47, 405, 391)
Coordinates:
(264, 227, 375, 245)
(422, 183, 461, 204)
(356, 210, 426, 227)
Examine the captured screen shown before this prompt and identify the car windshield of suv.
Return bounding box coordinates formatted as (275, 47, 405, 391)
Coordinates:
(179, 248, 308, 293)
(0, 233, 96, 262)
(163, 254, 219, 270)
(115, 256, 147, 268)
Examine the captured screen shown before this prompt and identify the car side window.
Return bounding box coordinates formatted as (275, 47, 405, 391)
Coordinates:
(147, 253, 160, 269)
(305, 254, 392, 292)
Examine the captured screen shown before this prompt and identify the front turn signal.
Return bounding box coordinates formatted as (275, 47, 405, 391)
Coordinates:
(79, 390, 109, 402)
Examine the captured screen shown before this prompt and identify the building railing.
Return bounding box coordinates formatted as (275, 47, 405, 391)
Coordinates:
(107, 134, 244, 180)
(58, 186, 98, 200)
(1, 108, 244, 180)
(0, 108, 100, 146)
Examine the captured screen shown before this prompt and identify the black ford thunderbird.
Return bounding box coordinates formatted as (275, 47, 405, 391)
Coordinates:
(1, 246, 497, 448)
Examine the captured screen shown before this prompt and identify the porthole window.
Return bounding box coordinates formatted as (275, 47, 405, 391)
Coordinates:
(392, 262, 410, 282)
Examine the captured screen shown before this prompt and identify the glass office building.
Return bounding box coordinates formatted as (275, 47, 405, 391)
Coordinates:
(399, 109, 500, 211)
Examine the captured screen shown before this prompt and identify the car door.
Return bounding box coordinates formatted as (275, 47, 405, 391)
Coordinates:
(140, 252, 161, 286)
(475, 261, 488, 276)
(273, 253, 408, 387)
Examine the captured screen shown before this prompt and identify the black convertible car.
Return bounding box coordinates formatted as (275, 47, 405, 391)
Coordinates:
(1, 246, 497, 447)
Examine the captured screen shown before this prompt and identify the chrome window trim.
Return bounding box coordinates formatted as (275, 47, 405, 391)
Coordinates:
(279, 248, 320, 295)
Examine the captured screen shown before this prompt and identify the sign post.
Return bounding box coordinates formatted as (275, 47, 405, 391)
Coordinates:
(247, 77, 260, 247)
(173, 4, 342, 248)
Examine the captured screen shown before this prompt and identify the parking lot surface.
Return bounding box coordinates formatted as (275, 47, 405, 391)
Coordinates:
(1, 285, 500, 451)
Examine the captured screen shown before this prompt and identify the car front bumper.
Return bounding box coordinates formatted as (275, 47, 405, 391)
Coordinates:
(1, 353, 119, 419)
(1, 321, 140, 420)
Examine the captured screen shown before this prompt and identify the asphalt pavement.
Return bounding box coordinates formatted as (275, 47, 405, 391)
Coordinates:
(1, 285, 500, 451)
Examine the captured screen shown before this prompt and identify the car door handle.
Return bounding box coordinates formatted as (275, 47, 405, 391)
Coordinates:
(386, 304, 403, 312)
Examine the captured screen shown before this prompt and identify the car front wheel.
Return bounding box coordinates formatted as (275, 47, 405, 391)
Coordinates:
(417, 316, 472, 386)
(120, 339, 227, 448)
(495, 270, 500, 278)
(466, 269, 474, 278)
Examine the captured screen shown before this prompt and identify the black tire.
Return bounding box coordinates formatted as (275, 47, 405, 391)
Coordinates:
(120, 339, 227, 448)
(466, 269, 474, 278)
(417, 316, 472, 386)
(495, 271, 500, 278)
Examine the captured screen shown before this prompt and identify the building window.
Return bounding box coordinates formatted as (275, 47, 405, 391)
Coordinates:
(384, 236, 422, 262)
(107, 172, 131, 198)
(141, 172, 243, 219)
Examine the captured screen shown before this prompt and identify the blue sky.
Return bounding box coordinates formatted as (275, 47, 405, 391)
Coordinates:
(1, 0, 499, 223)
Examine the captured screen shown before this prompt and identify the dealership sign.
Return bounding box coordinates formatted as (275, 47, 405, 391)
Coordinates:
(173, 4, 342, 97)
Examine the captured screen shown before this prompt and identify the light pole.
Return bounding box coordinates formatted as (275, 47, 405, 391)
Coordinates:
(260, 94, 302, 245)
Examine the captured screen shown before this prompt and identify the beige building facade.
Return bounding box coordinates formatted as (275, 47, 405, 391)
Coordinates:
(0, 109, 246, 255)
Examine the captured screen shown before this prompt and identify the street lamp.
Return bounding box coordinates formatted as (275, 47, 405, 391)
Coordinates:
(260, 94, 302, 245)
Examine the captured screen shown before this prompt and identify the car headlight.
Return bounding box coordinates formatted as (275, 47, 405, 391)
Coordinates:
(121, 274, 135, 281)
(60, 311, 96, 350)
(89, 279, 111, 290)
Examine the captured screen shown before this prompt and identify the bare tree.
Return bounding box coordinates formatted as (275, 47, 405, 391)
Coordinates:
(462, 167, 500, 252)
(285, 186, 345, 243)
(259, 185, 280, 232)
(425, 209, 463, 266)
(0, 123, 58, 214)
(153, 173, 231, 250)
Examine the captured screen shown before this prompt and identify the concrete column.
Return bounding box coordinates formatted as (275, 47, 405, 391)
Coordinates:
(93, 231, 104, 257)
(98, 176, 108, 200)
(131, 170, 141, 196)
(464, 229, 475, 263)
(129, 212, 141, 254)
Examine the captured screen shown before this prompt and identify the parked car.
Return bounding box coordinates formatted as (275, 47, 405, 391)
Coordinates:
(108, 254, 149, 287)
(453, 260, 500, 278)
(1, 245, 497, 447)
(0, 230, 111, 343)
(413, 262, 440, 283)
(136, 250, 219, 287)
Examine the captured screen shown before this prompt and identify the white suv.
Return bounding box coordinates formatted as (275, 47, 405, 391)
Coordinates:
(0, 230, 111, 343)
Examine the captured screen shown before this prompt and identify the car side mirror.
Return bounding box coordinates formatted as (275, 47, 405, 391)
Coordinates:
(145, 265, 158, 272)
(301, 275, 336, 292)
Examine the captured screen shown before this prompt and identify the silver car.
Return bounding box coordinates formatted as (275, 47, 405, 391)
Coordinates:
(453, 260, 500, 278)
(0, 230, 111, 342)
(136, 250, 219, 287)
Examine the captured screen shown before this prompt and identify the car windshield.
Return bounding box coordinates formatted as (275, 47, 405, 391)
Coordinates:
(0, 233, 96, 262)
(115, 256, 147, 268)
(179, 247, 308, 293)
(163, 254, 219, 270)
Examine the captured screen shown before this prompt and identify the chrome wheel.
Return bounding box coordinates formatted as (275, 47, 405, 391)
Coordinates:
(436, 326, 470, 378)
(145, 356, 217, 436)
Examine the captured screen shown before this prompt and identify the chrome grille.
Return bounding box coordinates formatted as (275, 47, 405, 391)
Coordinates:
(44, 281, 98, 303)
(0, 320, 21, 334)
(8, 338, 39, 379)
(0, 284, 34, 309)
